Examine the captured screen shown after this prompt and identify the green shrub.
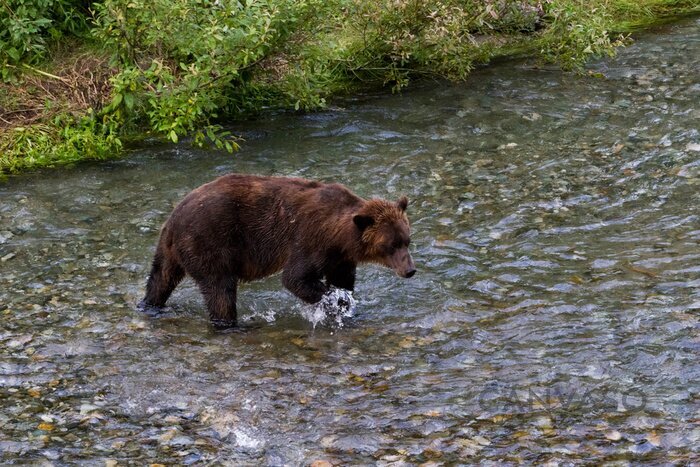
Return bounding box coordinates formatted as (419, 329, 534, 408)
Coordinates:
(92, 0, 334, 149)
(0, 112, 121, 173)
(0, 0, 91, 81)
(2, 0, 698, 173)
(539, 0, 625, 70)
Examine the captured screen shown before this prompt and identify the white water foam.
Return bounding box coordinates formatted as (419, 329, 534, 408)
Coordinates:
(300, 287, 356, 329)
(244, 301, 278, 323)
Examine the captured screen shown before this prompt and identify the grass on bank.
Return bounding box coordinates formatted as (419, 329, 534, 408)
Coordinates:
(1, 0, 699, 174)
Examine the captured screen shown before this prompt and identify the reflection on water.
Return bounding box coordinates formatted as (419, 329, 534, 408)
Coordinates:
(1, 17, 699, 464)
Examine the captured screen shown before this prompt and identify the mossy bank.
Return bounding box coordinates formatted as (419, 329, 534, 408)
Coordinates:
(1, 0, 699, 174)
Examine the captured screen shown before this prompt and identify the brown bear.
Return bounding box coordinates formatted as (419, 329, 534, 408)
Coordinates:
(141, 174, 415, 327)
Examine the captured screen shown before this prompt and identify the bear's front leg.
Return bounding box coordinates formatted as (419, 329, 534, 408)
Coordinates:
(325, 262, 356, 291)
(282, 262, 328, 304)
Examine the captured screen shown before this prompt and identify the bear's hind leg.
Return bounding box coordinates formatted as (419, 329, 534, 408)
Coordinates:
(142, 250, 185, 309)
(196, 276, 238, 328)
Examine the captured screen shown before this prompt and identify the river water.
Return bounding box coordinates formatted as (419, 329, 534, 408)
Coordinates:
(1, 17, 699, 465)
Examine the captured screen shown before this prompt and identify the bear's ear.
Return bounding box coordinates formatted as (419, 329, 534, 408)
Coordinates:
(397, 196, 409, 211)
(353, 214, 375, 231)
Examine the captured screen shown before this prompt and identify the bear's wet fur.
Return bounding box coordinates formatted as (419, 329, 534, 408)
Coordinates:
(142, 174, 415, 327)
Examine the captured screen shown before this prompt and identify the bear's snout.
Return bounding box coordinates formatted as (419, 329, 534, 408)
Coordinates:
(388, 248, 416, 279)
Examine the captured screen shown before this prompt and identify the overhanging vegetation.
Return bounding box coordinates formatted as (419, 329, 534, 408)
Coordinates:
(1, 0, 699, 173)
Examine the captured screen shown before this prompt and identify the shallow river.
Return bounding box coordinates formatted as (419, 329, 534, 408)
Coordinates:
(1, 17, 700, 465)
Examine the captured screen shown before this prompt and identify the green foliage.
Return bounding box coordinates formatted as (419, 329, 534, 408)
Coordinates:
(332, 1, 554, 88)
(340, 0, 484, 87)
(0, 0, 91, 81)
(608, 0, 700, 30)
(338, 0, 644, 84)
(0, 112, 121, 173)
(1, 0, 698, 173)
(91, 0, 330, 149)
(539, 1, 625, 70)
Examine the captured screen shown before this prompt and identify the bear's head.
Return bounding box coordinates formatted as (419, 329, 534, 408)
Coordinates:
(353, 196, 416, 278)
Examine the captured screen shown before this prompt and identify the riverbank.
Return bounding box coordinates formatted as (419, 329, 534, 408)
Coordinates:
(1, 0, 699, 174)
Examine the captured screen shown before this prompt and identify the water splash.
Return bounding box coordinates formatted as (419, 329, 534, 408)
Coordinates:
(300, 287, 356, 329)
(244, 302, 277, 323)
